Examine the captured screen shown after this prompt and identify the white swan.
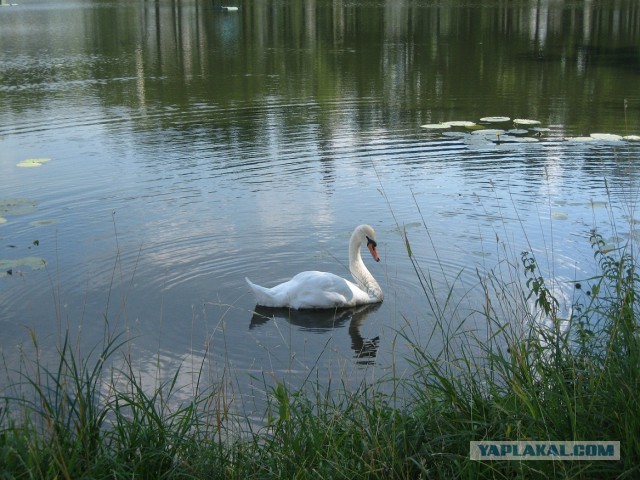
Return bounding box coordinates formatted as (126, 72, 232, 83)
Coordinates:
(245, 224, 384, 309)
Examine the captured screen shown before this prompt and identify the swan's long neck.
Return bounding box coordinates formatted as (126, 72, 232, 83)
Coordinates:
(349, 229, 383, 301)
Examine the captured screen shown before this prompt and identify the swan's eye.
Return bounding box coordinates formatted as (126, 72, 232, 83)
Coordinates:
(366, 236, 377, 248)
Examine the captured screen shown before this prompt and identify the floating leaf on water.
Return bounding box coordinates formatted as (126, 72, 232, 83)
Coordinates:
(420, 123, 450, 130)
(30, 219, 59, 227)
(590, 133, 623, 141)
(0, 256, 47, 272)
(508, 129, 529, 135)
(513, 118, 541, 125)
(566, 136, 596, 142)
(16, 158, 51, 168)
(441, 131, 469, 138)
(443, 120, 477, 127)
(492, 135, 520, 143)
(623, 135, 640, 141)
(480, 116, 510, 122)
(471, 129, 505, 136)
(590, 200, 608, 209)
(0, 198, 38, 216)
(0, 217, 6, 225)
(551, 211, 568, 220)
(511, 137, 540, 143)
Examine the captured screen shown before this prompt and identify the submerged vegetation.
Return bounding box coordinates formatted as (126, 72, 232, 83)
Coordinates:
(1, 226, 639, 479)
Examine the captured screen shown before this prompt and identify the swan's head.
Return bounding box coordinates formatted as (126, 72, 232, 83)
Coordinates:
(366, 235, 380, 262)
(353, 224, 380, 262)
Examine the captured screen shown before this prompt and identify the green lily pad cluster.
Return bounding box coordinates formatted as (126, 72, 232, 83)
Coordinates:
(421, 116, 541, 131)
(421, 116, 640, 146)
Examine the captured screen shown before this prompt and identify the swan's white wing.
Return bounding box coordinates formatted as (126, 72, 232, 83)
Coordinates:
(246, 271, 374, 309)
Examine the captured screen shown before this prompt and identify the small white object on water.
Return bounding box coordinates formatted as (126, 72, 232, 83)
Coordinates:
(221, 6, 239, 11)
(590, 133, 623, 141)
(566, 136, 596, 142)
(480, 116, 510, 122)
(513, 118, 541, 125)
(16, 158, 50, 168)
(623, 135, 640, 142)
(420, 123, 450, 130)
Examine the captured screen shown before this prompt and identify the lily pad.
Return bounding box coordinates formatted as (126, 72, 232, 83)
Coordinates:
(443, 120, 477, 127)
(441, 131, 469, 138)
(551, 211, 568, 220)
(0, 256, 47, 274)
(507, 129, 529, 135)
(513, 119, 541, 125)
(590, 133, 623, 141)
(0, 217, 7, 225)
(0, 198, 38, 216)
(30, 219, 59, 227)
(471, 129, 505, 136)
(420, 123, 450, 130)
(623, 135, 640, 141)
(16, 158, 51, 168)
(566, 136, 596, 142)
(492, 135, 520, 143)
(480, 116, 510, 123)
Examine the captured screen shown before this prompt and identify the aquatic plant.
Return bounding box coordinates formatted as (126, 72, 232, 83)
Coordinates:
(16, 158, 50, 168)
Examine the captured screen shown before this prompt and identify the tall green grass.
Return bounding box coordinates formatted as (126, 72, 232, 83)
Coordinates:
(396, 229, 640, 478)
(1, 227, 639, 478)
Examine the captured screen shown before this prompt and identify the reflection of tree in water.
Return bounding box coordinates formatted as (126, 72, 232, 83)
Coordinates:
(249, 303, 380, 365)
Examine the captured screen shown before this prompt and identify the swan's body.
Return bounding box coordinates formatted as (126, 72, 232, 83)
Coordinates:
(246, 224, 383, 309)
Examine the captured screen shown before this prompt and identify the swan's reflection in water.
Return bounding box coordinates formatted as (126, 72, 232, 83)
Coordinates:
(249, 303, 381, 365)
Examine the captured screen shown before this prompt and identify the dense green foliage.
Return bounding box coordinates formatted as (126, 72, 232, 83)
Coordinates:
(1, 232, 638, 479)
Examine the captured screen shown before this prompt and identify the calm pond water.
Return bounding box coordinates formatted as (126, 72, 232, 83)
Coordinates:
(1, 0, 640, 414)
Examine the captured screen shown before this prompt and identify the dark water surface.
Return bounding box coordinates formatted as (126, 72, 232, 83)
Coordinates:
(1, 0, 640, 413)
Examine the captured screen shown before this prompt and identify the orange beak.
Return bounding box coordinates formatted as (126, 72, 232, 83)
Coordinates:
(367, 242, 380, 262)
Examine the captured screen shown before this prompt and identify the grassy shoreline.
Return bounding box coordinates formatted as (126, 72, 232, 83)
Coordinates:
(1, 229, 639, 479)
